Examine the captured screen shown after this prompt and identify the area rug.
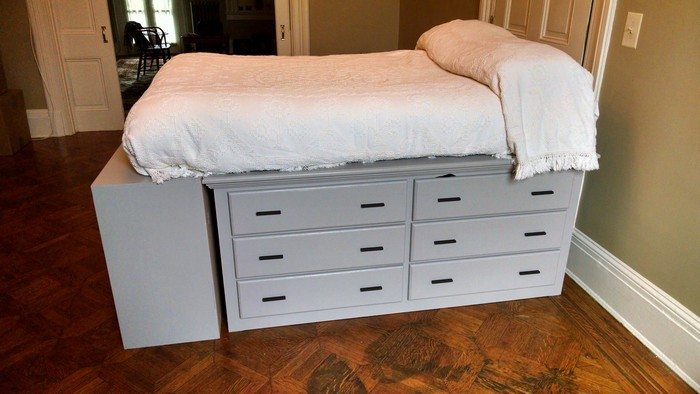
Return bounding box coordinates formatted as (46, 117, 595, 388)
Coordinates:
(117, 57, 155, 111)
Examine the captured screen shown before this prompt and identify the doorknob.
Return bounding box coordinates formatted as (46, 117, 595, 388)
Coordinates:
(101, 26, 108, 43)
(280, 24, 286, 40)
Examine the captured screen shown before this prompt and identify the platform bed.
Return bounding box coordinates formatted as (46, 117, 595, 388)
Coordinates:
(92, 149, 583, 349)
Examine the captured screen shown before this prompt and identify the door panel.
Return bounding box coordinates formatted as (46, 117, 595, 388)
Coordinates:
(64, 60, 109, 108)
(53, 0, 124, 131)
(495, 0, 532, 38)
(491, 0, 593, 63)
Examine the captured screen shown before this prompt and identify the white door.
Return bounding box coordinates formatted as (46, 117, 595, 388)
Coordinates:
(53, 0, 124, 131)
(490, 0, 593, 63)
(275, 0, 292, 55)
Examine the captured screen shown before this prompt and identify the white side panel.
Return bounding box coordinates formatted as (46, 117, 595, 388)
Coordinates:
(92, 149, 221, 348)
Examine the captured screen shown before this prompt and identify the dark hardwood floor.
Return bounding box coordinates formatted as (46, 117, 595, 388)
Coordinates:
(0, 132, 693, 392)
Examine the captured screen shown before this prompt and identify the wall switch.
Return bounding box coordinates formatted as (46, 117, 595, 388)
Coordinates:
(622, 12, 643, 48)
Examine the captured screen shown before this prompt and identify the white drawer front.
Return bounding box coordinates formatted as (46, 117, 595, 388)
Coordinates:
(409, 251, 560, 300)
(233, 226, 406, 278)
(411, 212, 567, 261)
(228, 181, 407, 235)
(237, 266, 403, 318)
(413, 172, 574, 220)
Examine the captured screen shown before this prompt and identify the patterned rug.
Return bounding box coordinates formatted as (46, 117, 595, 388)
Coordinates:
(117, 57, 155, 111)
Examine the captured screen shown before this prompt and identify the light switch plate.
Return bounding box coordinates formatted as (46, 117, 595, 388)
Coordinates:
(622, 12, 643, 48)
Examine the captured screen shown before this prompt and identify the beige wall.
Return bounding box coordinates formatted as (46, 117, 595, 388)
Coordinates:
(577, 0, 700, 314)
(308, 0, 478, 55)
(398, 0, 480, 49)
(0, 0, 47, 109)
(309, 0, 400, 55)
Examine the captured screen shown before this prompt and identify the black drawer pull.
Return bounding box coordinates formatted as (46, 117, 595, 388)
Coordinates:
(434, 239, 457, 245)
(437, 173, 456, 178)
(262, 295, 286, 302)
(531, 190, 554, 196)
(256, 210, 281, 216)
(524, 231, 547, 237)
(360, 246, 384, 253)
(360, 286, 383, 292)
(437, 197, 462, 203)
(519, 270, 541, 276)
(259, 254, 284, 261)
(431, 278, 454, 285)
(361, 202, 385, 209)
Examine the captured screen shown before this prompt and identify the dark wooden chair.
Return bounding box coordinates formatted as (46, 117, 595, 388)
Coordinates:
(136, 27, 172, 79)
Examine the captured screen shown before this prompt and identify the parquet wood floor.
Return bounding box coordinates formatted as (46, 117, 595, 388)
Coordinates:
(0, 132, 693, 392)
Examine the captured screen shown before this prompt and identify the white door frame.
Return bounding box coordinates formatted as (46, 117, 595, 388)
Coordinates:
(27, 0, 310, 138)
(478, 0, 618, 100)
(26, 0, 76, 137)
(289, 0, 310, 56)
(276, 0, 310, 56)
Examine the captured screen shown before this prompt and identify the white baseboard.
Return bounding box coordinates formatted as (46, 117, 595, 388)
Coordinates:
(26, 109, 52, 139)
(567, 229, 700, 390)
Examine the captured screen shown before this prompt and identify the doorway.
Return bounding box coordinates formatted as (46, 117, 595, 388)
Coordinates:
(109, 0, 286, 112)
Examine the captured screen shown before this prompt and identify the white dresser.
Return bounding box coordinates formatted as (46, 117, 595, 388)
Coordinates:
(204, 156, 583, 332)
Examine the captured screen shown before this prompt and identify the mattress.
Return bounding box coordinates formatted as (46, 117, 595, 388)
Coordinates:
(122, 51, 509, 183)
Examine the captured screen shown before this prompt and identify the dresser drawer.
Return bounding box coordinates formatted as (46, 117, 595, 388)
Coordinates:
(233, 225, 406, 278)
(409, 251, 560, 300)
(228, 181, 407, 235)
(413, 172, 574, 220)
(410, 211, 567, 261)
(237, 266, 403, 318)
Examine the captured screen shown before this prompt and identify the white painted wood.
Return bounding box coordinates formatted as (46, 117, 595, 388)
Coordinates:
(274, 0, 292, 55)
(567, 229, 700, 390)
(209, 157, 585, 332)
(25, 0, 76, 137)
(489, 0, 593, 63)
(230, 278, 565, 331)
(479, 0, 494, 22)
(26, 109, 52, 139)
(411, 211, 568, 261)
(271, 0, 308, 55)
(237, 266, 404, 318)
(233, 225, 406, 278)
(481, 0, 618, 92)
(52, 0, 124, 132)
(409, 251, 560, 300)
(589, 0, 618, 100)
(289, 0, 310, 55)
(204, 155, 513, 188)
(228, 181, 407, 235)
(413, 172, 574, 220)
(92, 149, 221, 349)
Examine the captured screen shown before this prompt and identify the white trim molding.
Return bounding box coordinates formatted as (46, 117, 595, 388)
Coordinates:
(289, 0, 310, 56)
(588, 0, 618, 101)
(25, 0, 75, 137)
(26, 109, 52, 139)
(567, 229, 700, 390)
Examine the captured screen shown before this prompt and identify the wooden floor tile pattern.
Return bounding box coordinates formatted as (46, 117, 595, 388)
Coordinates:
(0, 132, 693, 392)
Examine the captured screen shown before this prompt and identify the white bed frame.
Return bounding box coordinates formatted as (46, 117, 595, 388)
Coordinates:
(92, 148, 583, 349)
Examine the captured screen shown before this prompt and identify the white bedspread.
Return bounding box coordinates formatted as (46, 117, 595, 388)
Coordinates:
(123, 51, 509, 182)
(417, 20, 599, 179)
